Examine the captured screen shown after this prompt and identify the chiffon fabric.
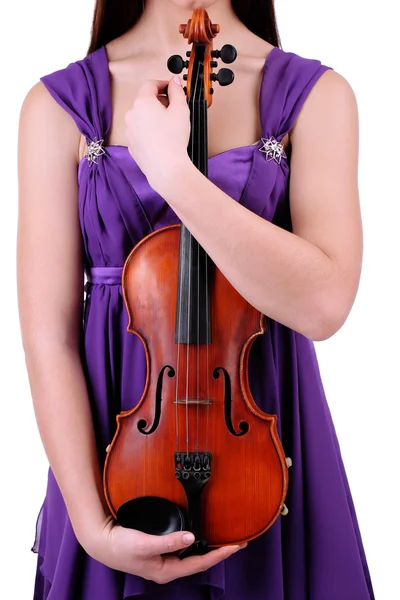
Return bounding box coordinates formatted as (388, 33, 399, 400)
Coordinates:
(32, 44, 375, 599)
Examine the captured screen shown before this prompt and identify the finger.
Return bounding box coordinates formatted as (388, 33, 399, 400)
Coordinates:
(159, 545, 243, 583)
(166, 75, 187, 106)
(137, 531, 196, 557)
(138, 79, 171, 99)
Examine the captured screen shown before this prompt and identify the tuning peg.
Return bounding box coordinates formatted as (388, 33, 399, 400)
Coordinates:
(211, 44, 237, 64)
(210, 68, 235, 87)
(167, 55, 189, 74)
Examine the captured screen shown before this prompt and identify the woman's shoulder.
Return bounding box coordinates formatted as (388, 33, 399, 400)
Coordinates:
(22, 46, 111, 146)
(261, 45, 355, 139)
(273, 45, 354, 107)
(270, 44, 334, 86)
(279, 46, 355, 115)
(20, 47, 102, 119)
(39, 46, 102, 81)
(19, 77, 81, 160)
(38, 46, 106, 104)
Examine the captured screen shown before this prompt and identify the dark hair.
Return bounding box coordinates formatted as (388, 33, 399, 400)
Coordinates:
(87, 0, 281, 55)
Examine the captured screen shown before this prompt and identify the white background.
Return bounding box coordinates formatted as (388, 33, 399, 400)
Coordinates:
(1, 0, 398, 597)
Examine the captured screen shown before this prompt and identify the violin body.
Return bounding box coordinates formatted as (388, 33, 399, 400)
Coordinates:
(103, 8, 290, 551)
(103, 225, 288, 546)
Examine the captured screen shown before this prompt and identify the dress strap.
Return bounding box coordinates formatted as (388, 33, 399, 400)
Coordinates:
(238, 49, 332, 223)
(39, 46, 111, 147)
(260, 48, 333, 141)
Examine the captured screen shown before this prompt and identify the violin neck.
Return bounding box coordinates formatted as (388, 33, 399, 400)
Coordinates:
(187, 97, 208, 177)
(176, 56, 212, 345)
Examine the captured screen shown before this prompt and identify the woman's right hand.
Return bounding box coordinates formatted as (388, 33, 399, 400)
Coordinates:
(82, 516, 245, 584)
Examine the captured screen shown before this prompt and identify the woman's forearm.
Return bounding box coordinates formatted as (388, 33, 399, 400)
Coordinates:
(24, 341, 112, 547)
(157, 162, 337, 341)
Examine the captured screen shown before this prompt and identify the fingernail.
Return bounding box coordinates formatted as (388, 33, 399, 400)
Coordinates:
(233, 543, 247, 552)
(173, 75, 182, 86)
(183, 533, 195, 545)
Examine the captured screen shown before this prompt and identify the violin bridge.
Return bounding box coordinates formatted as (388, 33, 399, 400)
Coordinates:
(173, 398, 212, 405)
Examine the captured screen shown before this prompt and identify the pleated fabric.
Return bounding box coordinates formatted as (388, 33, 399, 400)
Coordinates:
(31, 44, 375, 599)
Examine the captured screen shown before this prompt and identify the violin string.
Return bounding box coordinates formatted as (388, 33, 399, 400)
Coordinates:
(175, 64, 201, 453)
(192, 59, 204, 456)
(185, 58, 201, 456)
(185, 228, 192, 454)
(196, 62, 202, 455)
(204, 89, 210, 456)
(175, 227, 183, 450)
(197, 127, 200, 457)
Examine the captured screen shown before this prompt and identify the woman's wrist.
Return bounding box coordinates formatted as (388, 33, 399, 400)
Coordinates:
(62, 466, 114, 550)
(72, 502, 114, 552)
(149, 154, 196, 199)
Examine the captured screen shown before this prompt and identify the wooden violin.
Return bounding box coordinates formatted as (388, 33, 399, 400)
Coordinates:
(103, 8, 290, 555)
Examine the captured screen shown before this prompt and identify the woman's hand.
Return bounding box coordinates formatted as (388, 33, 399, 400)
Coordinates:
(124, 76, 194, 194)
(82, 515, 245, 584)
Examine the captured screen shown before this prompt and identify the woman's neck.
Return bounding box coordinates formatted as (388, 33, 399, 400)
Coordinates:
(120, 0, 245, 60)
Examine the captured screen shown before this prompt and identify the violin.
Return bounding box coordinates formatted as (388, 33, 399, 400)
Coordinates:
(103, 8, 291, 555)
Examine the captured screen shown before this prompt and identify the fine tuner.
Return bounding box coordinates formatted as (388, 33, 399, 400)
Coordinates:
(167, 44, 237, 91)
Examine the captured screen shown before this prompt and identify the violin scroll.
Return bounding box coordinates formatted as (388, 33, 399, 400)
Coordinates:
(166, 9, 237, 106)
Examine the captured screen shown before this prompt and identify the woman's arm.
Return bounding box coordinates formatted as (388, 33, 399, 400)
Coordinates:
(152, 70, 362, 342)
(17, 82, 242, 579)
(17, 81, 111, 547)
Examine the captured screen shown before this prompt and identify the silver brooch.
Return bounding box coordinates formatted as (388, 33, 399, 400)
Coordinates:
(86, 138, 105, 166)
(259, 137, 287, 164)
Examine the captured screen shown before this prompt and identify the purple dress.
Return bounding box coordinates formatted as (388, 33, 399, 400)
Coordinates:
(32, 45, 375, 600)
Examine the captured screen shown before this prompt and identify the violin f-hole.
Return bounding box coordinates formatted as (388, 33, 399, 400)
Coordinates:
(214, 367, 249, 436)
(137, 365, 175, 434)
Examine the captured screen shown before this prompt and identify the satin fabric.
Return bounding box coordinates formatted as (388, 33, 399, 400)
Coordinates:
(32, 45, 375, 599)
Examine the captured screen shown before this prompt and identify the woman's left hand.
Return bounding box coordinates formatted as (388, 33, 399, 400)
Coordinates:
(124, 76, 193, 194)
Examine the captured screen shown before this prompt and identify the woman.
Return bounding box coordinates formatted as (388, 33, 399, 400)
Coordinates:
(17, 0, 375, 598)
